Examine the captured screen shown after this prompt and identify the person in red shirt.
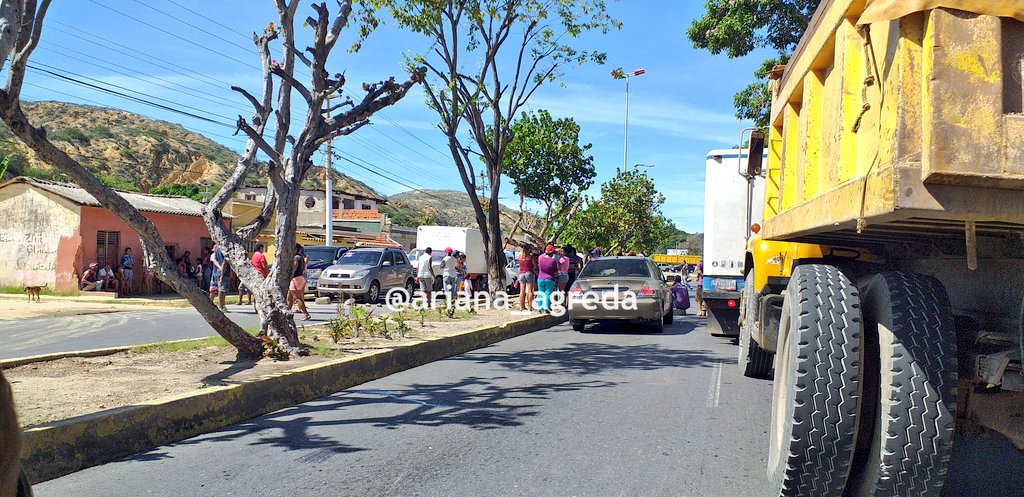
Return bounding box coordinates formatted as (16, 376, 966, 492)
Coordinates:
(251, 244, 270, 278)
(517, 245, 536, 312)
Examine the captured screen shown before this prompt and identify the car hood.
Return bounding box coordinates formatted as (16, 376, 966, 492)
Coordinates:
(323, 264, 377, 273)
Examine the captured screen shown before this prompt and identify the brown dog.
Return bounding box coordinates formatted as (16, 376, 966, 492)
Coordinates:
(22, 284, 46, 303)
(1, 369, 24, 497)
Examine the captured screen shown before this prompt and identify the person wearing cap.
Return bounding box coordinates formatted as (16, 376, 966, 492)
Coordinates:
(80, 262, 101, 291)
(536, 244, 559, 313)
(441, 247, 457, 301)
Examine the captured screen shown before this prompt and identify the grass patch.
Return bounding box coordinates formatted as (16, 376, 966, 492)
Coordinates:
(131, 336, 228, 353)
(0, 285, 78, 296)
(130, 327, 260, 354)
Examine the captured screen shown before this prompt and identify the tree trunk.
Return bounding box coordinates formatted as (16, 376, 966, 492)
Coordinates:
(486, 188, 507, 293)
(0, 94, 264, 358)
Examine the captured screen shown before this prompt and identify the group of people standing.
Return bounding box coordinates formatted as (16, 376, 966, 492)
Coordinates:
(416, 246, 471, 302)
(516, 243, 584, 313)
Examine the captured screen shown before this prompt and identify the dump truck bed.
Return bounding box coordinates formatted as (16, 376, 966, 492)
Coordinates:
(763, 0, 1024, 246)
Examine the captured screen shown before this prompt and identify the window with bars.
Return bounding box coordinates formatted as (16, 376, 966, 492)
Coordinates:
(96, 231, 120, 267)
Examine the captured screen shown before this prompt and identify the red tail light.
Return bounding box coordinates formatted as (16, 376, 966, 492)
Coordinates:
(569, 285, 582, 294)
(727, 299, 738, 308)
(639, 285, 656, 296)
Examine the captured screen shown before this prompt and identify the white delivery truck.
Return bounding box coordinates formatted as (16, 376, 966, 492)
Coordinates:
(701, 149, 765, 336)
(412, 226, 488, 291)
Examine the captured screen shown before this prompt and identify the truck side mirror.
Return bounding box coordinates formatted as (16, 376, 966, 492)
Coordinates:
(746, 129, 765, 177)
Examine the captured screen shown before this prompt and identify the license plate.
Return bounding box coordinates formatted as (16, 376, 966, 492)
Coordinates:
(713, 279, 737, 291)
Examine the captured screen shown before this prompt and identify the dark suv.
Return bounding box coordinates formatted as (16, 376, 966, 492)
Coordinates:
(316, 247, 415, 302)
(302, 246, 348, 295)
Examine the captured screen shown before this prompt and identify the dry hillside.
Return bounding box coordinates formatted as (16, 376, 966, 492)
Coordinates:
(382, 189, 539, 232)
(0, 101, 379, 199)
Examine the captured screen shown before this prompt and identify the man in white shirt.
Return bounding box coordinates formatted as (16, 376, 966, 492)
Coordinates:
(441, 247, 456, 301)
(98, 263, 118, 292)
(417, 247, 436, 298)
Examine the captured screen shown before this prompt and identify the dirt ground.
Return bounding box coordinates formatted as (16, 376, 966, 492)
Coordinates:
(7, 307, 534, 427)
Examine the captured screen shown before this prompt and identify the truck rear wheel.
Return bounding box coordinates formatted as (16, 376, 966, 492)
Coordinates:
(739, 271, 773, 379)
(846, 272, 957, 497)
(767, 264, 863, 497)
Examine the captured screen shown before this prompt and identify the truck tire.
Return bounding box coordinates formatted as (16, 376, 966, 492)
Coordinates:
(739, 271, 773, 379)
(767, 264, 863, 497)
(846, 272, 957, 497)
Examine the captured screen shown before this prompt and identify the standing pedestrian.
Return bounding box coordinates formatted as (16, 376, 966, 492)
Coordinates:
(536, 244, 558, 313)
(288, 244, 311, 321)
(237, 247, 253, 306)
(193, 258, 204, 287)
(695, 259, 705, 317)
(417, 247, 436, 300)
(441, 247, 456, 301)
(210, 243, 229, 311)
(200, 249, 212, 293)
(251, 244, 269, 278)
(555, 246, 569, 294)
(119, 247, 134, 296)
(517, 245, 536, 312)
(565, 245, 583, 293)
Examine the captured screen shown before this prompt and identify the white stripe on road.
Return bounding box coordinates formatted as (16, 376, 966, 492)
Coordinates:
(705, 360, 723, 408)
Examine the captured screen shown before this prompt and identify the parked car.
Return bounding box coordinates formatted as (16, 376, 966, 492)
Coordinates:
(302, 245, 348, 295)
(316, 247, 415, 302)
(567, 256, 673, 332)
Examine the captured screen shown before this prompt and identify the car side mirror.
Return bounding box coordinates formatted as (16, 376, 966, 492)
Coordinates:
(382, 261, 393, 267)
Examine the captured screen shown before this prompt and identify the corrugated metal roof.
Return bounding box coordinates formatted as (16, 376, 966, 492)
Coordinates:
(3, 176, 210, 217)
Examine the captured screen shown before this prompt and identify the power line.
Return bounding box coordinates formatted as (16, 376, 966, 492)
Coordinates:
(28, 61, 236, 123)
(165, 0, 252, 40)
(37, 45, 243, 112)
(131, 0, 257, 56)
(26, 63, 233, 128)
(20, 85, 245, 145)
(45, 20, 239, 93)
(84, 0, 260, 72)
(335, 152, 451, 202)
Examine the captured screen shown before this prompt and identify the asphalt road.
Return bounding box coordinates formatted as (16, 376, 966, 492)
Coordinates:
(0, 300, 348, 360)
(34, 312, 782, 497)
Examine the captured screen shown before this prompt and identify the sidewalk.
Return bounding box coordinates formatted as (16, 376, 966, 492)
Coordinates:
(0, 293, 188, 321)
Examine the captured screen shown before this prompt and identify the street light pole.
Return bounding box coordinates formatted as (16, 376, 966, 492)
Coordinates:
(619, 68, 645, 169)
(324, 95, 334, 246)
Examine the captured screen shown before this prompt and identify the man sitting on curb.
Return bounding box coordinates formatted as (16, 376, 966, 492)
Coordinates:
(80, 262, 101, 291)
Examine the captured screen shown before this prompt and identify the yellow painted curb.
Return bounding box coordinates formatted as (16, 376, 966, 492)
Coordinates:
(21, 313, 567, 483)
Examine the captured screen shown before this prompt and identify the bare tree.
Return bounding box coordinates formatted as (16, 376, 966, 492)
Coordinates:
(203, 0, 420, 357)
(0, 0, 418, 358)
(372, 0, 618, 292)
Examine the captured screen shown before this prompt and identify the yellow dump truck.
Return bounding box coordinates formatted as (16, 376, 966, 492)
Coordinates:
(650, 254, 701, 266)
(739, 2, 1024, 496)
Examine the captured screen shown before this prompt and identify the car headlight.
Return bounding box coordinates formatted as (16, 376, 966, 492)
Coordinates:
(351, 269, 370, 279)
(306, 268, 322, 279)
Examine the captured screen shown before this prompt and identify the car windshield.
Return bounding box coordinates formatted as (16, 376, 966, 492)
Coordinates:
(304, 247, 338, 262)
(339, 251, 381, 266)
(579, 259, 651, 278)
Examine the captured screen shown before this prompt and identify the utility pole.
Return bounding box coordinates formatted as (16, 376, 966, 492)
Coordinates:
(324, 95, 334, 246)
(478, 171, 488, 198)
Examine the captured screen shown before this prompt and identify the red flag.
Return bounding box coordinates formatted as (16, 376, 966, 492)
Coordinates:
(632, 68, 646, 76)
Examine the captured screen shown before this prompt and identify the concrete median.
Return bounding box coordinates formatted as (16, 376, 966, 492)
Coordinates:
(20, 313, 566, 483)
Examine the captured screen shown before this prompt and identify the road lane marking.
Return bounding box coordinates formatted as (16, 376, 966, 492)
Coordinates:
(705, 360, 723, 408)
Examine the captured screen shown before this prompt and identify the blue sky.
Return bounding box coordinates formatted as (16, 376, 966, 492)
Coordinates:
(18, 0, 768, 233)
